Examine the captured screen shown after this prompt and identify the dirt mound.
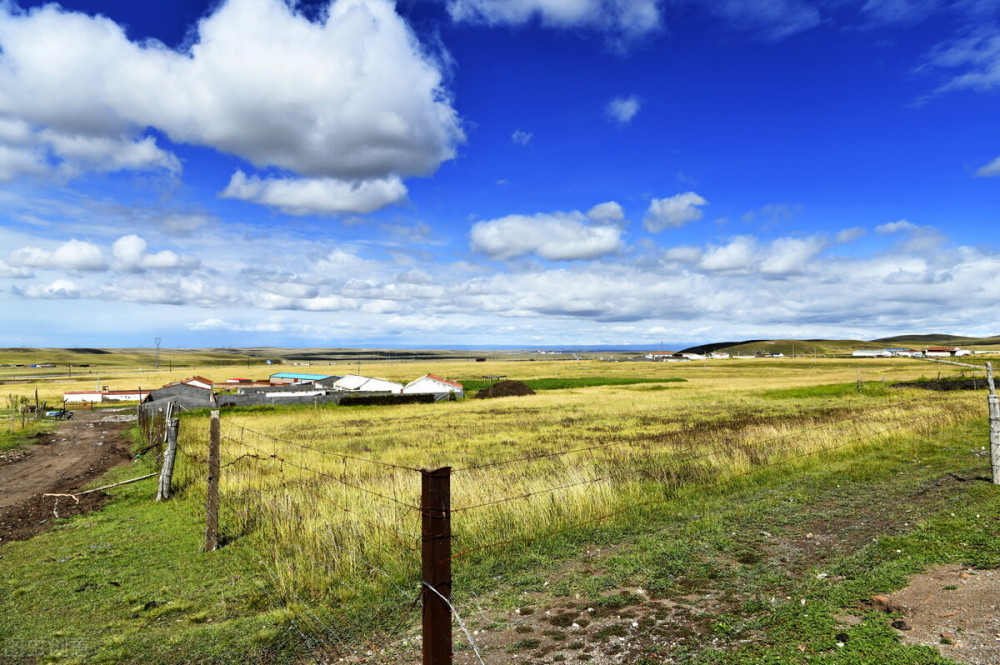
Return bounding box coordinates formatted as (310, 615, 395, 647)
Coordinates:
(474, 380, 536, 399)
(892, 378, 986, 391)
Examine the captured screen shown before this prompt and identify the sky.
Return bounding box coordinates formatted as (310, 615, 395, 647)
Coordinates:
(1, 0, 999, 349)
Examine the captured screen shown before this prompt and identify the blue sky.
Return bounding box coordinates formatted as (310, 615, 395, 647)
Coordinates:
(1, 0, 999, 349)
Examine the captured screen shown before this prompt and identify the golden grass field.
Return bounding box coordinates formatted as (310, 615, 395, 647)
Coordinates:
(140, 356, 988, 605)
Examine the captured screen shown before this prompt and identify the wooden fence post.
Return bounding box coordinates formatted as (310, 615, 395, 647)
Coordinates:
(986, 363, 999, 486)
(421, 466, 452, 665)
(156, 417, 179, 501)
(205, 410, 221, 551)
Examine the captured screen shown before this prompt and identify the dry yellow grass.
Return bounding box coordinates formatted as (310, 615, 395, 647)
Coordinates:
(162, 357, 983, 602)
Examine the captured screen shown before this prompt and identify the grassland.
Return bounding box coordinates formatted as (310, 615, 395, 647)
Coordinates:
(0, 352, 997, 664)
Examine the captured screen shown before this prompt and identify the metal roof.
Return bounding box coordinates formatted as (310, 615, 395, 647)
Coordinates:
(269, 372, 333, 380)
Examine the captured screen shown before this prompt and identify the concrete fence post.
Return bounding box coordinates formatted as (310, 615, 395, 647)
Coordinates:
(421, 466, 452, 665)
(986, 363, 999, 486)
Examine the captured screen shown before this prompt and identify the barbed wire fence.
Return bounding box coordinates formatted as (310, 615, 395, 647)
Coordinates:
(147, 368, 998, 664)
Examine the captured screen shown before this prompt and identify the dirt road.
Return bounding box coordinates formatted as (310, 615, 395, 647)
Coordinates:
(0, 410, 135, 544)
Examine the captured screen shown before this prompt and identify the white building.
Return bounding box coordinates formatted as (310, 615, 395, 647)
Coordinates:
(852, 349, 893, 358)
(402, 374, 465, 400)
(64, 389, 150, 403)
(707, 352, 730, 359)
(332, 374, 403, 393)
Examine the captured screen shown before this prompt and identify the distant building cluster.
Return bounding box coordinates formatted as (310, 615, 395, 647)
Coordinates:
(64, 372, 464, 412)
(645, 351, 731, 361)
(851, 347, 972, 358)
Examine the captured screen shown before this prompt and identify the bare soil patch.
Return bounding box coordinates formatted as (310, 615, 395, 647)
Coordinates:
(0, 410, 135, 545)
(881, 564, 1000, 665)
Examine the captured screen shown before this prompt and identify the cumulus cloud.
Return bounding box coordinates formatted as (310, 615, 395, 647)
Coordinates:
(587, 201, 626, 224)
(446, 0, 661, 44)
(220, 170, 408, 215)
(606, 96, 641, 125)
(975, 155, 1000, 176)
(111, 235, 193, 271)
(22, 279, 81, 299)
(876, 219, 920, 234)
(663, 245, 703, 263)
(471, 211, 623, 261)
(699, 236, 756, 272)
(643, 192, 708, 232)
(0, 0, 463, 210)
(760, 236, 825, 276)
(0, 144, 47, 181)
(0, 260, 32, 278)
(8, 239, 107, 271)
(876, 219, 945, 251)
(511, 129, 533, 146)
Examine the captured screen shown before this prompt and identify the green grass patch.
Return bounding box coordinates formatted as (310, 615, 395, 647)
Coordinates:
(762, 381, 891, 399)
(0, 418, 56, 454)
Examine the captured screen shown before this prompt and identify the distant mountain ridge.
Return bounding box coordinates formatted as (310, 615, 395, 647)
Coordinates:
(681, 334, 1000, 356)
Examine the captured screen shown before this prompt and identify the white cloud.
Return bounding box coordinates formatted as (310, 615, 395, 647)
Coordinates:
(587, 201, 625, 224)
(876, 219, 920, 234)
(709, 0, 822, 39)
(875, 219, 945, 251)
(606, 96, 641, 125)
(699, 236, 756, 272)
(0, 145, 46, 181)
(220, 170, 408, 215)
(511, 129, 533, 146)
(470, 211, 623, 260)
(643, 192, 708, 232)
(0, 260, 32, 278)
(45, 132, 180, 178)
(835, 227, 866, 243)
(8, 238, 107, 271)
(22, 279, 80, 299)
(157, 213, 210, 236)
(111, 235, 192, 271)
(0, 0, 463, 208)
(663, 245, 703, 263)
(860, 0, 941, 26)
(446, 0, 661, 43)
(927, 26, 1000, 93)
(975, 155, 1000, 176)
(760, 236, 825, 276)
(741, 202, 800, 224)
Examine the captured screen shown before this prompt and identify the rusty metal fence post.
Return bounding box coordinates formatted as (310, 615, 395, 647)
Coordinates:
(421, 467, 452, 665)
(205, 410, 221, 551)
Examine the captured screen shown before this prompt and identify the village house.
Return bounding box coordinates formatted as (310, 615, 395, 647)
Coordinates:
(64, 388, 150, 403)
(332, 374, 404, 393)
(402, 374, 465, 400)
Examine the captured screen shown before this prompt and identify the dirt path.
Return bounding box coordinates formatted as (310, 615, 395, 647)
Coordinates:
(885, 564, 1000, 665)
(0, 410, 135, 544)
